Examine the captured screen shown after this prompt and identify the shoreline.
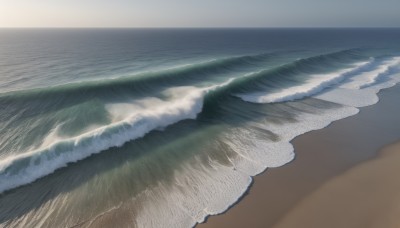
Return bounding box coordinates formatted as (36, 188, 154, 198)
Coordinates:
(198, 83, 400, 228)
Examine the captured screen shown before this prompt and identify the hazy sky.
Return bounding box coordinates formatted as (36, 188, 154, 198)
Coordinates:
(1, 0, 399, 28)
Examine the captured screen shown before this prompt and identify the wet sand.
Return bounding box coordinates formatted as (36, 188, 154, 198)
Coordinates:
(198, 84, 400, 228)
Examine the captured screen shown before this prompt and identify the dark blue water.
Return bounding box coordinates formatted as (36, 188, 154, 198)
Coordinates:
(0, 29, 399, 227)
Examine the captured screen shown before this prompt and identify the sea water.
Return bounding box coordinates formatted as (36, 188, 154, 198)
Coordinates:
(0, 28, 400, 227)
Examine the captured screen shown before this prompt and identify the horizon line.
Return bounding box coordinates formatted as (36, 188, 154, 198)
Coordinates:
(1, 26, 400, 29)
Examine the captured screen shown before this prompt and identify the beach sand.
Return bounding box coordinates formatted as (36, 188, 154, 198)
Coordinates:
(198, 84, 400, 228)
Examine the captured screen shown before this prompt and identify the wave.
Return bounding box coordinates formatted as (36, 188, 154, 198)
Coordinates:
(236, 60, 371, 103)
(0, 52, 277, 100)
(359, 57, 400, 89)
(0, 82, 234, 194)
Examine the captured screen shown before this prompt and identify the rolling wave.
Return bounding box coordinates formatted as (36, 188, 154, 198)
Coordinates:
(0, 81, 235, 193)
(0, 87, 205, 193)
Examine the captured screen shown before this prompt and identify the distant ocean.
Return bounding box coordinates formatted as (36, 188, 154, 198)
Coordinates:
(1, 28, 400, 227)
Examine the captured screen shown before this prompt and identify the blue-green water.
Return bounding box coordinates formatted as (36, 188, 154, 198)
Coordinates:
(0, 29, 400, 227)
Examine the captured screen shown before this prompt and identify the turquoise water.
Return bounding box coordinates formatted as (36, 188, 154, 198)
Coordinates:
(0, 29, 400, 227)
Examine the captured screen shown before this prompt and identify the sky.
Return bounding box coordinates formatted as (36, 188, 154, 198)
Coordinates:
(0, 0, 399, 28)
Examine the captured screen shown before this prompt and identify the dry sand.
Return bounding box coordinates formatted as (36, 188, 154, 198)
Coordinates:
(273, 141, 400, 228)
(198, 85, 400, 228)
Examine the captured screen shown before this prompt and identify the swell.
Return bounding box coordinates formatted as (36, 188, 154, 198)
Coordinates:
(0, 52, 278, 100)
(0, 49, 363, 138)
(0, 49, 361, 102)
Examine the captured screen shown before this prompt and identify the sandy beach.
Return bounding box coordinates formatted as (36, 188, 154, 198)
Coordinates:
(199, 84, 400, 228)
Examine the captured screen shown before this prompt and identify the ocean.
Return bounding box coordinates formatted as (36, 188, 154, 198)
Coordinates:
(0, 28, 400, 227)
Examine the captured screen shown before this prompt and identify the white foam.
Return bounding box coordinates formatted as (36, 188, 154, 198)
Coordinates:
(135, 161, 252, 228)
(316, 88, 379, 107)
(223, 130, 295, 174)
